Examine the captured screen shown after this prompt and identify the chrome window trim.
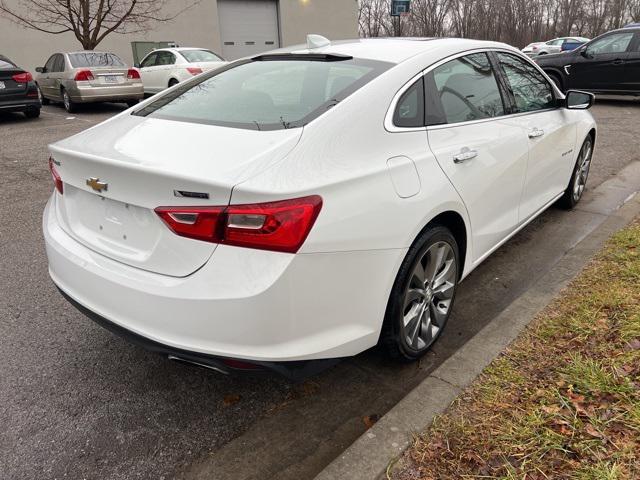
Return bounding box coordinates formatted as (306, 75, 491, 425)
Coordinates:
(385, 47, 565, 133)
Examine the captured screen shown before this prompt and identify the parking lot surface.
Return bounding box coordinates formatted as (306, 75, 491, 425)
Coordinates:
(1, 99, 639, 479)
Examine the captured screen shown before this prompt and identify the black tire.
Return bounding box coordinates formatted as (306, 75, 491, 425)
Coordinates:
(24, 108, 40, 119)
(548, 72, 563, 92)
(38, 85, 49, 105)
(61, 88, 77, 113)
(558, 135, 594, 210)
(126, 99, 139, 108)
(380, 225, 460, 361)
(168, 78, 179, 88)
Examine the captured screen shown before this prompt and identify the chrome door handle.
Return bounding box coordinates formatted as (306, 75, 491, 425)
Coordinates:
(528, 128, 545, 138)
(453, 148, 478, 164)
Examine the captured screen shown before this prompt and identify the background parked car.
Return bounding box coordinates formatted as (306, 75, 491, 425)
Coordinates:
(0, 54, 40, 118)
(523, 37, 590, 56)
(536, 26, 640, 95)
(35, 51, 144, 113)
(137, 48, 226, 95)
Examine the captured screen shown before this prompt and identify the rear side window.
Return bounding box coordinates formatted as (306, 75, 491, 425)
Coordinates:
(155, 51, 176, 66)
(432, 53, 505, 124)
(69, 52, 125, 68)
(135, 57, 391, 130)
(496, 52, 555, 113)
(180, 50, 224, 63)
(393, 77, 424, 128)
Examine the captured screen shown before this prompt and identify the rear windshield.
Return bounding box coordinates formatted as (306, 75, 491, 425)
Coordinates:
(134, 56, 391, 130)
(180, 49, 223, 63)
(69, 52, 125, 68)
(0, 59, 15, 69)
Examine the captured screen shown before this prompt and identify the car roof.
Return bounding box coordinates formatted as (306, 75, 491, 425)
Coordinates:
(270, 37, 515, 64)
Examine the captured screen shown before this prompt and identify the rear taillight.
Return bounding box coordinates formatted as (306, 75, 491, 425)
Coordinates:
(74, 70, 94, 81)
(12, 71, 33, 83)
(127, 68, 140, 80)
(186, 67, 203, 76)
(49, 157, 63, 194)
(155, 196, 322, 253)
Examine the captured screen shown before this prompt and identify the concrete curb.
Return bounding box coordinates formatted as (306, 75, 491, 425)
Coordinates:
(314, 162, 640, 480)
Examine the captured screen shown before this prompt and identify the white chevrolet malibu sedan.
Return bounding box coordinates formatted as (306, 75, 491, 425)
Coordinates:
(44, 36, 596, 378)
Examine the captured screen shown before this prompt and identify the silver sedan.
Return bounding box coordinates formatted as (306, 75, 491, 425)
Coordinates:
(35, 51, 144, 113)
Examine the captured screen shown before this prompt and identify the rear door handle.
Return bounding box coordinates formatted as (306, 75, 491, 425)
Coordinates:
(453, 148, 478, 163)
(528, 128, 545, 138)
(612, 59, 625, 66)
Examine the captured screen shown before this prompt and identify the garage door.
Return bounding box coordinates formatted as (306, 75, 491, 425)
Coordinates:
(217, 0, 280, 60)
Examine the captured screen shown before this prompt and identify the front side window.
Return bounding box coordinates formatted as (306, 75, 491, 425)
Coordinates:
(393, 77, 424, 127)
(586, 33, 634, 55)
(432, 53, 505, 124)
(44, 55, 56, 72)
(180, 49, 223, 63)
(68, 52, 125, 68)
(52, 54, 65, 72)
(140, 53, 158, 68)
(497, 52, 555, 113)
(135, 57, 391, 130)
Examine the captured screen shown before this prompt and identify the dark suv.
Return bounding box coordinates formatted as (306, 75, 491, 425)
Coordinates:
(0, 55, 41, 118)
(536, 27, 640, 95)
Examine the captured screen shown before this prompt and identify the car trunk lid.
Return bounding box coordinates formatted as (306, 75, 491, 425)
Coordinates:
(49, 114, 302, 277)
(0, 67, 28, 98)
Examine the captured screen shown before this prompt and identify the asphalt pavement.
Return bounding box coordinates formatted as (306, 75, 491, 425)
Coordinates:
(1, 98, 639, 480)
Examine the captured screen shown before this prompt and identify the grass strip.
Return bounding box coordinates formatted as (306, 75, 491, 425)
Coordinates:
(392, 220, 640, 480)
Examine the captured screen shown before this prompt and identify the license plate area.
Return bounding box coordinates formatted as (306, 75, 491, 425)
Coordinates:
(101, 75, 121, 84)
(56, 185, 216, 276)
(65, 186, 159, 259)
(0, 81, 5, 90)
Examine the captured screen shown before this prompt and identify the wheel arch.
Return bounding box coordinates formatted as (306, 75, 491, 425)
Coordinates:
(413, 209, 469, 281)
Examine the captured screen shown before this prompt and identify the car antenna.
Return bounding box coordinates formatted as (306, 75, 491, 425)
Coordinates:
(307, 34, 331, 49)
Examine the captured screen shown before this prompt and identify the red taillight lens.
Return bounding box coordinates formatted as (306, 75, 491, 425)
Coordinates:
(49, 157, 63, 194)
(12, 71, 33, 83)
(155, 206, 225, 243)
(127, 68, 140, 80)
(186, 67, 203, 76)
(74, 70, 94, 81)
(155, 196, 322, 253)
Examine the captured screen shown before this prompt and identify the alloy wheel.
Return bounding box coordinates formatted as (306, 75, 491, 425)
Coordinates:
(402, 241, 456, 350)
(63, 91, 70, 111)
(573, 139, 592, 202)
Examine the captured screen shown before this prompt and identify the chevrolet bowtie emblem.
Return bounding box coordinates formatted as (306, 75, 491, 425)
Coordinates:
(86, 177, 108, 193)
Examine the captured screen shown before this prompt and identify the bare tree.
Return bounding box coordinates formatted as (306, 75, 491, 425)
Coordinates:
(0, 0, 198, 50)
(359, 0, 639, 46)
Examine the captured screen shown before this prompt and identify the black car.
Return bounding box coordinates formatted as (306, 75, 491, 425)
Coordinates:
(0, 54, 41, 118)
(536, 27, 640, 95)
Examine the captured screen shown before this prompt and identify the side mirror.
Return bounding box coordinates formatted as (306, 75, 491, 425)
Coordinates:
(565, 90, 594, 110)
(134, 62, 140, 68)
(580, 48, 592, 59)
(35, 67, 44, 73)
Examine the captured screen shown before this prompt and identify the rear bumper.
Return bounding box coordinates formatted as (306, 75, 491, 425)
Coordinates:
(44, 194, 403, 363)
(0, 97, 41, 112)
(57, 287, 339, 380)
(67, 83, 144, 103)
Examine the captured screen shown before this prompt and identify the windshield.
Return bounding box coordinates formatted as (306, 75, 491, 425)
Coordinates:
(69, 52, 125, 68)
(135, 57, 391, 130)
(180, 49, 223, 63)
